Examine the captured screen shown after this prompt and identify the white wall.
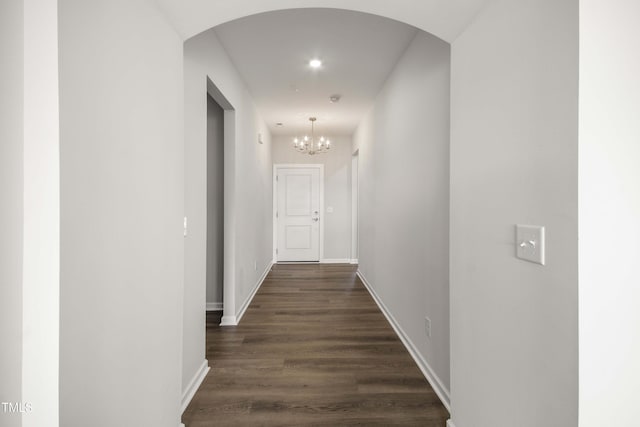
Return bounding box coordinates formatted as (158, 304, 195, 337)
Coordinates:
(0, 2, 24, 426)
(2, 3, 60, 425)
(183, 28, 273, 396)
(579, 1, 640, 425)
(58, 1, 184, 426)
(449, 0, 578, 426)
(23, 1, 61, 425)
(206, 95, 224, 306)
(353, 31, 451, 402)
(272, 135, 352, 261)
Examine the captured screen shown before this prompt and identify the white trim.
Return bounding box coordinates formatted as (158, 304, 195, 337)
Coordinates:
(236, 261, 272, 323)
(351, 151, 359, 263)
(272, 166, 278, 262)
(357, 270, 451, 412)
(180, 359, 210, 414)
(273, 164, 325, 262)
(23, 3, 61, 424)
(206, 302, 223, 311)
(446, 420, 456, 427)
(221, 262, 272, 326)
(219, 315, 237, 326)
(275, 261, 320, 265)
(218, 89, 237, 336)
(319, 166, 324, 262)
(320, 258, 352, 264)
(350, 259, 359, 265)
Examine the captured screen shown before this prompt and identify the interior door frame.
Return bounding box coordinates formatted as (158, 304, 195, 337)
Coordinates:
(351, 150, 359, 264)
(273, 164, 325, 263)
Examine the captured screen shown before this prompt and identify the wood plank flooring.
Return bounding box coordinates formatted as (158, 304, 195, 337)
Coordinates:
(182, 264, 449, 426)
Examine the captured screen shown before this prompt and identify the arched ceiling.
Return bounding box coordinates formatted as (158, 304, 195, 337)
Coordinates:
(157, 0, 492, 136)
(155, 0, 491, 43)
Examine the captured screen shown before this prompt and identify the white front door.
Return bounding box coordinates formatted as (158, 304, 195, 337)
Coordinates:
(276, 166, 321, 262)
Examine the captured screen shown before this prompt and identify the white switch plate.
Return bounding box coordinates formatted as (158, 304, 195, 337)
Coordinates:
(516, 224, 545, 265)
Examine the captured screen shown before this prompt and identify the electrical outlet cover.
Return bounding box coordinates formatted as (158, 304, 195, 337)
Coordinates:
(425, 317, 431, 339)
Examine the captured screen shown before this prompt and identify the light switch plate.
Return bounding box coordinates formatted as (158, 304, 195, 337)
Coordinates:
(516, 224, 545, 265)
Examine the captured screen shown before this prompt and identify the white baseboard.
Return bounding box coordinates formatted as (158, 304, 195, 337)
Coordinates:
(221, 262, 272, 326)
(272, 260, 355, 265)
(446, 420, 456, 427)
(276, 261, 320, 264)
(206, 302, 223, 311)
(180, 359, 209, 414)
(219, 315, 237, 326)
(357, 270, 451, 412)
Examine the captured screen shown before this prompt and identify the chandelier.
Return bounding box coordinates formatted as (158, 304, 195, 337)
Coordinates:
(292, 117, 331, 155)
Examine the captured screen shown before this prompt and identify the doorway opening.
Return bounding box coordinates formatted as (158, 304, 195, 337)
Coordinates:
(204, 77, 236, 326)
(205, 93, 224, 311)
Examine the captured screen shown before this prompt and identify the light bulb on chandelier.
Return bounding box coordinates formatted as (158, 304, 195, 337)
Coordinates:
(292, 117, 331, 155)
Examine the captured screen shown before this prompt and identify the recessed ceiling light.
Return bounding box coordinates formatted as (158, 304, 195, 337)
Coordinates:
(309, 59, 322, 69)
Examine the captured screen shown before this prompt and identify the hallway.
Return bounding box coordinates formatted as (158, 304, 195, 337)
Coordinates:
(6, 1, 638, 426)
(182, 264, 449, 426)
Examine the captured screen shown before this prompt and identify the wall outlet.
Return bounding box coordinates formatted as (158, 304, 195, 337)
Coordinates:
(425, 316, 431, 339)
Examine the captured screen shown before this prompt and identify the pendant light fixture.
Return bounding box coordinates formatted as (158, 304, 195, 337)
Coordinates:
(292, 117, 331, 155)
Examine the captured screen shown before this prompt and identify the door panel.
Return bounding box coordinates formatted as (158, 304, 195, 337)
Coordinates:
(286, 175, 312, 216)
(285, 225, 312, 249)
(277, 167, 320, 261)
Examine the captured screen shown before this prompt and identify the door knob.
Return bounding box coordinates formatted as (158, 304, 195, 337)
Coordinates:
(312, 217, 319, 222)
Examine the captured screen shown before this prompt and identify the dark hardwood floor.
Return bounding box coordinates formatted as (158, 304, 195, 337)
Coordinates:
(182, 264, 449, 426)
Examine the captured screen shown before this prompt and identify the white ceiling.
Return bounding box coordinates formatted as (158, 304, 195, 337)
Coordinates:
(213, 9, 418, 136)
(154, 0, 492, 137)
